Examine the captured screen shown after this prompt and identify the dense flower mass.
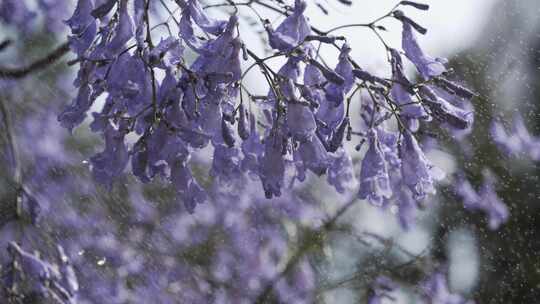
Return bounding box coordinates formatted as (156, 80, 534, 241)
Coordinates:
(0, 0, 517, 303)
(56, 0, 479, 224)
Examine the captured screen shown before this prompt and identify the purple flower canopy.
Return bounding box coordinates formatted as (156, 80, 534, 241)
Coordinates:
(56, 0, 481, 227)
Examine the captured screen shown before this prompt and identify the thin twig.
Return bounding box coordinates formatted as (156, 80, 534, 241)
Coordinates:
(0, 42, 70, 79)
(253, 197, 358, 303)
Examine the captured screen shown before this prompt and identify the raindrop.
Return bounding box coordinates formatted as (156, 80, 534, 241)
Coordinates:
(97, 257, 107, 266)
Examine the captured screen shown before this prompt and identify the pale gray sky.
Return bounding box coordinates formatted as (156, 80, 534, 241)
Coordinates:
(237, 0, 499, 93)
(305, 0, 498, 69)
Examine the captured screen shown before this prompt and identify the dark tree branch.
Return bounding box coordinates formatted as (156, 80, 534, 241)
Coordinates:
(0, 42, 70, 79)
(254, 197, 359, 303)
(0, 39, 12, 52)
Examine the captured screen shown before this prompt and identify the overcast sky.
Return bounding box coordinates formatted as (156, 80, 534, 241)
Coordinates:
(303, 0, 498, 69)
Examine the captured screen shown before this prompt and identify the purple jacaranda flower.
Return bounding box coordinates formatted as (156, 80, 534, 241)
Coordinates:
(211, 144, 242, 182)
(511, 114, 540, 159)
(259, 129, 286, 199)
(377, 128, 401, 169)
(491, 113, 540, 161)
(106, 54, 152, 116)
(316, 99, 345, 139)
(455, 172, 509, 230)
(421, 271, 475, 304)
(91, 0, 116, 19)
(400, 131, 444, 200)
(435, 78, 476, 100)
(170, 154, 207, 213)
(147, 37, 184, 70)
(190, 15, 242, 80)
(238, 104, 250, 140)
(317, 46, 353, 139)
(266, 0, 311, 51)
(8, 242, 50, 277)
(270, 56, 302, 102)
(308, 59, 345, 85)
(183, 0, 227, 35)
(301, 61, 325, 108)
(104, 0, 134, 56)
(296, 135, 331, 176)
(241, 113, 264, 177)
(393, 9, 428, 35)
(179, 0, 227, 51)
(400, 1, 430, 10)
(419, 86, 473, 130)
(90, 122, 129, 186)
(368, 276, 396, 304)
(58, 83, 93, 131)
(327, 148, 358, 193)
(133, 0, 146, 46)
(0, 0, 36, 30)
(426, 85, 475, 139)
(65, 0, 97, 57)
(20, 190, 41, 225)
(325, 43, 355, 106)
(221, 117, 236, 147)
(402, 22, 446, 80)
(358, 129, 393, 206)
(287, 103, 317, 142)
(390, 48, 427, 119)
(396, 185, 417, 229)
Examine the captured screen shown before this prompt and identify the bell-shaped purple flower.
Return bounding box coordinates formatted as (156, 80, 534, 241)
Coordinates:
(170, 155, 207, 213)
(368, 276, 396, 304)
(325, 44, 355, 106)
(260, 130, 286, 199)
(105, 0, 134, 56)
(287, 103, 317, 142)
(419, 86, 473, 130)
(90, 122, 129, 186)
(179, 0, 227, 51)
(297, 136, 331, 176)
(65, 0, 96, 56)
(266, 0, 311, 51)
(402, 22, 446, 79)
(58, 83, 93, 131)
(183, 0, 227, 35)
(390, 48, 427, 119)
(148, 37, 184, 70)
(400, 131, 444, 200)
(358, 130, 392, 206)
(241, 114, 264, 177)
(327, 148, 358, 194)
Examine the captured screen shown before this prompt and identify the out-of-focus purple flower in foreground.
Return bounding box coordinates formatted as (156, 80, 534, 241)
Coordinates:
(491, 113, 540, 161)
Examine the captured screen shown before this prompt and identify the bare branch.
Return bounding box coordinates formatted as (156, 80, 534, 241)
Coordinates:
(0, 42, 70, 79)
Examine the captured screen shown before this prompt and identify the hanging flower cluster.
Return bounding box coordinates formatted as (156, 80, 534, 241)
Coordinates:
(57, 0, 484, 228)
